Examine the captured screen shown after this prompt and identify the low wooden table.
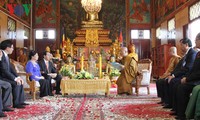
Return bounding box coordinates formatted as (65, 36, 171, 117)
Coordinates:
(60, 79, 111, 96)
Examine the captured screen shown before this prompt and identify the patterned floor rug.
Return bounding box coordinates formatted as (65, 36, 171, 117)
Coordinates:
(1, 84, 175, 120)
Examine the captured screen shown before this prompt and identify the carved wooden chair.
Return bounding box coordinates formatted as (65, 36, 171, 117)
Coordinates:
(132, 59, 152, 96)
(10, 59, 40, 100)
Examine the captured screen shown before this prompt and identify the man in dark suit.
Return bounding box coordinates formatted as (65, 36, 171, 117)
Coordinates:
(0, 40, 27, 108)
(163, 38, 197, 109)
(39, 51, 62, 95)
(0, 93, 6, 117)
(175, 33, 200, 119)
(0, 78, 13, 117)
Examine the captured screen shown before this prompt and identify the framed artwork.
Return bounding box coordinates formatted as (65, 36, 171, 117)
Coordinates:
(8, 17, 16, 31)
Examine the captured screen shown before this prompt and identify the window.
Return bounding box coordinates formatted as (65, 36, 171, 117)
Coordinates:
(131, 30, 150, 39)
(156, 27, 161, 39)
(188, 18, 200, 47)
(48, 30, 55, 39)
(168, 18, 176, 39)
(35, 30, 43, 39)
(189, 1, 200, 21)
(35, 29, 56, 39)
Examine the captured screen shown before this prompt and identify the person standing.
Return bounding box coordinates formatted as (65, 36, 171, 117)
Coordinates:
(0, 40, 27, 108)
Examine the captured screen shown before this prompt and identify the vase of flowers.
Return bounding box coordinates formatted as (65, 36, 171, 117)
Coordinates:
(59, 65, 74, 79)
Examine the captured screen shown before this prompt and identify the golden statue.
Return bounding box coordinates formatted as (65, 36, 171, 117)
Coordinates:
(62, 38, 73, 59)
(65, 55, 76, 74)
(106, 55, 116, 75)
(54, 49, 61, 59)
(111, 39, 120, 57)
(46, 46, 50, 52)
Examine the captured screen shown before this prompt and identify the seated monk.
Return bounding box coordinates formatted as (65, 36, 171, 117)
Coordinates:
(116, 44, 140, 95)
(17, 48, 27, 66)
(156, 46, 181, 104)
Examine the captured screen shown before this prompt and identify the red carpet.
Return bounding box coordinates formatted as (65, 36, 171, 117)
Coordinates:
(1, 83, 175, 120)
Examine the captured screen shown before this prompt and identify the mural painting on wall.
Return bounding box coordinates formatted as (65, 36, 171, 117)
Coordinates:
(129, 0, 150, 24)
(35, 0, 56, 28)
(60, 0, 83, 40)
(101, 0, 125, 41)
(60, 0, 126, 42)
(0, 0, 31, 24)
(155, 0, 175, 23)
(176, 0, 189, 8)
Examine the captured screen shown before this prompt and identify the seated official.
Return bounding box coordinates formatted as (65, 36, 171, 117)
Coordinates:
(0, 50, 13, 117)
(26, 50, 52, 97)
(0, 40, 27, 109)
(156, 46, 181, 104)
(39, 51, 62, 95)
(174, 33, 200, 119)
(116, 44, 140, 95)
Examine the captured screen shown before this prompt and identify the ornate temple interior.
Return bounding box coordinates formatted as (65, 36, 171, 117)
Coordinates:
(1, 0, 199, 76)
(0, 0, 200, 119)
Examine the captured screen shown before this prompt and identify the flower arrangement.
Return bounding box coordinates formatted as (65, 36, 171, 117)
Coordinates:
(74, 70, 94, 79)
(109, 68, 121, 77)
(59, 65, 74, 78)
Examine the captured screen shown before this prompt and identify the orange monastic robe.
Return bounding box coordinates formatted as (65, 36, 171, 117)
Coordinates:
(116, 53, 138, 95)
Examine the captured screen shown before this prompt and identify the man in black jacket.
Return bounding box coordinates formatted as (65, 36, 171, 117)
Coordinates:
(0, 40, 28, 108)
(175, 33, 200, 119)
(39, 51, 62, 95)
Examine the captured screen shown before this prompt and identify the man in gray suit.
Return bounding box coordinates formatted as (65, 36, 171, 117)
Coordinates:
(0, 49, 13, 117)
(0, 40, 27, 108)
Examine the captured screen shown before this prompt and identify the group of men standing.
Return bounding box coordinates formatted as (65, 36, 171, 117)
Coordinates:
(156, 33, 200, 119)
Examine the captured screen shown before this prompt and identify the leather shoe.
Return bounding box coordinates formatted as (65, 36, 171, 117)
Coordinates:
(0, 112, 7, 117)
(171, 109, 175, 111)
(55, 92, 62, 95)
(170, 112, 177, 116)
(157, 101, 164, 104)
(163, 105, 172, 109)
(2, 107, 14, 112)
(21, 103, 29, 106)
(13, 105, 25, 109)
(175, 116, 186, 120)
(49, 93, 54, 96)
